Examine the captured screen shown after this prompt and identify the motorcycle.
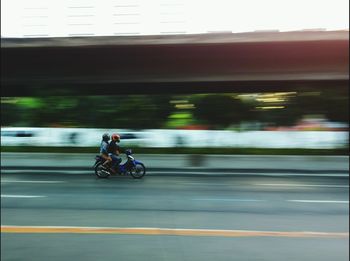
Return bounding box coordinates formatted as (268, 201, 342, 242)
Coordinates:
(93, 149, 146, 179)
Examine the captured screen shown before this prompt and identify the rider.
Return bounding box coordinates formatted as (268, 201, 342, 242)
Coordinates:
(107, 133, 122, 172)
(100, 133, 112, 167)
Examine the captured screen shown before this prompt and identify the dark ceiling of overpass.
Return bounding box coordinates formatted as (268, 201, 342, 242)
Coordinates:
(1, 31, 349, 96)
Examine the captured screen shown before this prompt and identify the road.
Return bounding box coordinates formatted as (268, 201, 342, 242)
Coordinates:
(1, 172, 349, 261)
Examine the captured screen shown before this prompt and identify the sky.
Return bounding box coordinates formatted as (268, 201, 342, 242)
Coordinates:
(1, 0, 349, 37)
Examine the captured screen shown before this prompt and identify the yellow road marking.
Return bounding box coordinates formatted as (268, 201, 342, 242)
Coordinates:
(1, 226, 348, 238)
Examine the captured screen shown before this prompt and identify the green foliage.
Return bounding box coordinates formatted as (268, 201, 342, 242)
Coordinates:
(1, 102, 22, 126)
(258, 105, 300, 127)
(1, 90, 348, 129)
(1, 95, 173, 129)
(323, 91, 349, 123)
(258, 91, 349, 126)
(191, 94, 255, 128)
(165, 112, 193, 128)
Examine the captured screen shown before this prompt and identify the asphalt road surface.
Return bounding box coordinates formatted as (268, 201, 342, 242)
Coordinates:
(1, 172, 349, 261)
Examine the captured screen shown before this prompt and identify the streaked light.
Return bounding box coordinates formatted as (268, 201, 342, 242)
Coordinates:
(170, 100, 188, 104)
(256, 106, 285, 110)
(175, 104, 195, 109)
(256, 98, 285, 103)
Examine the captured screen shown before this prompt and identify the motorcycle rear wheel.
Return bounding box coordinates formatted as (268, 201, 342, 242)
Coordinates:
(95, 162, 111, 178)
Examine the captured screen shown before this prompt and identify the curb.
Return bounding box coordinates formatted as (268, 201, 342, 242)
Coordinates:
(1, 166, 349, 177)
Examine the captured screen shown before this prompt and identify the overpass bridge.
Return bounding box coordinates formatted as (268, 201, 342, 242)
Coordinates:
(1, 31, 348, 96)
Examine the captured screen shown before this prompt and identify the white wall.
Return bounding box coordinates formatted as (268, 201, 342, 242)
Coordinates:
(1, 127, 348, 149)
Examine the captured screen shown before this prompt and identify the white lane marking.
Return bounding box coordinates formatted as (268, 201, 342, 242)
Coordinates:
(255, 183, 349, 188)
(287, 200, 349, 204)
(1, 180, 65, 184)
(149, 171, 349, 177)
(193, 198, 348, 204)
(184, 183, 232, 186)
(192, 198, 266, 202)
(1, 195, 46, 198)
(0, 170, 89, 174)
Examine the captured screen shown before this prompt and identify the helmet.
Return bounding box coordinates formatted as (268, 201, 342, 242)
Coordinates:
(112, 133, 120, 142)
(102, 133, 110, 141)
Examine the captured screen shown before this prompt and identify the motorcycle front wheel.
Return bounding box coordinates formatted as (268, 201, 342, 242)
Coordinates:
(129, 163, 146, 179)
(95, 162, 111, 178)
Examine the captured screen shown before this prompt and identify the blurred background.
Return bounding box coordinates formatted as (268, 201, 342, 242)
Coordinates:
(1, 1, 349, 154)
(1, 90, 348, 151)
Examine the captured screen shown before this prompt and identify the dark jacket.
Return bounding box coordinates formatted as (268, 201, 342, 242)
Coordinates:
(108, 140, 120, 155)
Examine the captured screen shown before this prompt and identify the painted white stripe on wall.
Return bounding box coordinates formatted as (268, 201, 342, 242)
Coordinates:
(1, 195, 46, 198)
(1, 180, 65, 184)
(1, 127, 348, 149)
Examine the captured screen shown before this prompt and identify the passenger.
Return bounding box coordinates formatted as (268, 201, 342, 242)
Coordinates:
(100, 133, 112, 167)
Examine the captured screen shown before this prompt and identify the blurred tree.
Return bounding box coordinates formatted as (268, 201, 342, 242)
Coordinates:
(291, 93, 327, 114)
(285, 91, 349, 124)
(72, 95, 173, 129)
(2, 91, 347, 129)
(258, 107, 300, 127)
(322, 90, 349, 123)
(151, 95, 174, 126)
(257, 93, 326, 127)
(105, 95, 171, 129)
(0, 95, 173, 128)
(1, 102, 22, 126)
(258, 91, 349, 127)
(191, 94, 254, 128)
(28, 96, 78, 126)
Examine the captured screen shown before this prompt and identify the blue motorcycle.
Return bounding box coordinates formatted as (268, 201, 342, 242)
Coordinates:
(93, 149, 146, 179)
